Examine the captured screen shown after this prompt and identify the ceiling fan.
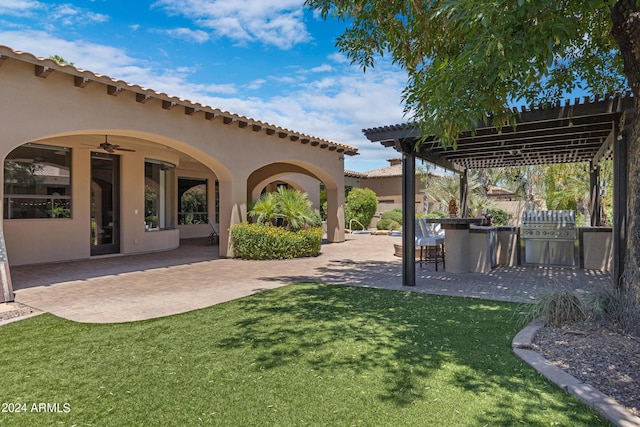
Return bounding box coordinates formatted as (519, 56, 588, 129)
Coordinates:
(98, 135, 136, 153)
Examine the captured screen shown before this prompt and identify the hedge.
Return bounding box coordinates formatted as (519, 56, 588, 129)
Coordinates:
(380, 208, 403, 224)
(230, 223, 323, 260)
(376, 218, 401, 230)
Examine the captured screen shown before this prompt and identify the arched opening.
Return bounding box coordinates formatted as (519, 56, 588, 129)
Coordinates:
(246, 161, 345, 243)
(2, 131, 231, 265)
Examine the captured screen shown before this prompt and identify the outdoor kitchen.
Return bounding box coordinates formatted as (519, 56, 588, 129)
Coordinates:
(424, 210, 613, 275)
(364, 94, 631, 286)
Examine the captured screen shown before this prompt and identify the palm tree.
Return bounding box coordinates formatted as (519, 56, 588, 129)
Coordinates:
(249, 187, 320, 231)
(274, 187, 319, 231)
(249, 192, 278, 225)
(424, 171, 490, 216)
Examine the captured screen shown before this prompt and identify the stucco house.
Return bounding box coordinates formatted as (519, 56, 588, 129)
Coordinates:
(0, 45, 357, 276)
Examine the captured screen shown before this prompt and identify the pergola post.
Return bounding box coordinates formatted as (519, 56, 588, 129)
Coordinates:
(402, 147, 416, 287)
(460, 169, 469, 217)
(589, 161, 602, 226)
(613, 127, 628, 288)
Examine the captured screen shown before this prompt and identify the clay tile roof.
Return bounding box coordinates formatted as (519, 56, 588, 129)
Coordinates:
(0, 45, 358, 156)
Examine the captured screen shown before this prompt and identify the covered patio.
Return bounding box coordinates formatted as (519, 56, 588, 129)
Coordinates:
(0, 45, 357, 303)
(364, 94, 635, 287)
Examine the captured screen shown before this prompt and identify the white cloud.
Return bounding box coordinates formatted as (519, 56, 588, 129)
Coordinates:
(246, 79, 266, 90)
(0, 1, 107, 25)
(0, 0, 42, 17)
(309, 64, 333, 73)
(162, 27, 210, 43)
(153, 0, 310, 49)
(203, 83, 237, 95)
(328, 52, 349, 64)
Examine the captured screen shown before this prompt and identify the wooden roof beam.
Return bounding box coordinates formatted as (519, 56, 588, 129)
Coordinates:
(107, 85, 124, 96)
(592, 127, 615, 168)
(74, 76, 91, 88)
(136, 93, 152, 103)
(35, 65, 53, 78)
(162, 100, 177, 110)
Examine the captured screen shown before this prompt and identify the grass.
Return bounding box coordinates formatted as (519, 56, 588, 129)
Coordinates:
(0, 284, 609, 426)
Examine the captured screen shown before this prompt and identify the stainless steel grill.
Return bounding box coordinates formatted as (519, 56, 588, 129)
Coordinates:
(521, 210, 577, 266)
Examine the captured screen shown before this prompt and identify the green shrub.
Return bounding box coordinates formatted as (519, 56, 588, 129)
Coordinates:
(486, 208, 513, 226)
(380, 208, 403, 224)
(345, 188, 378, 229)
(230, 223, 323, 260)
(376, 218, 401, 230)
(425, 209, 446, 219)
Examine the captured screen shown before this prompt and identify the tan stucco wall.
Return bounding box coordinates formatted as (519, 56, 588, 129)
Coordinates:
(0, 50, 349, 265)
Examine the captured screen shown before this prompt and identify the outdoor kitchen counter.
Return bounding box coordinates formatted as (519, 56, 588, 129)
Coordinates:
(579, 227, 612, 270)
(423, 218, 487, 273)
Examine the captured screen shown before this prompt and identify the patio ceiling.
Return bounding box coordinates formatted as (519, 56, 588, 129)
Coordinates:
(363, 93, 634, 173)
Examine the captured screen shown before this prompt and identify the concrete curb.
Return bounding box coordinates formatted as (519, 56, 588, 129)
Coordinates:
(513, 320, 640, 427)
(0, 311, 44, 327)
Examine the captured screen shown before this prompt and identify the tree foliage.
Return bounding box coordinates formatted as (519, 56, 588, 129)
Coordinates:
(345, 187, 378, 229)
(305, 0, 628, 143)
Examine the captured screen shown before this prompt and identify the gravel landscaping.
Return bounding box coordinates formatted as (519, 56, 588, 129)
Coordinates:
(533, 321, 640, 418)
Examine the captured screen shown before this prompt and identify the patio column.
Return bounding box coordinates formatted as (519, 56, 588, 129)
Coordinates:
(325, 184, 345, 243)
(218, 178, 247, 258)
(613, 125, 628, 288)
(402, 147, 416, 287)
(589, 161, 602, 226)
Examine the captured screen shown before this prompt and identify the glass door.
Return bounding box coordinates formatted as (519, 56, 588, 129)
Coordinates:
(90, 152, 120, 255)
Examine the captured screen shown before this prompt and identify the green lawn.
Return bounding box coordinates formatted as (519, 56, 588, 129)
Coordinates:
(0, 284, 608, 426)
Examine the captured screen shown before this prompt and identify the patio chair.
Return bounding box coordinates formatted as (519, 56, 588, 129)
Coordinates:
(207, 218, 219, 245)
(416, 219, 445, 271)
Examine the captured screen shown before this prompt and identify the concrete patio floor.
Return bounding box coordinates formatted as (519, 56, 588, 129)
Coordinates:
(11, 234, 612, 323)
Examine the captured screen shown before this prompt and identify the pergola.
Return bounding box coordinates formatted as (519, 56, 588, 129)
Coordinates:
(363, 93, 635, 287)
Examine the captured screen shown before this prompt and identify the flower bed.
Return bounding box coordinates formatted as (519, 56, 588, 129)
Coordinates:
(230, 223, 323, 260)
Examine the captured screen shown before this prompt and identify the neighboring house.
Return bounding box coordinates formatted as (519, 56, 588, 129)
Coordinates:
(346, 158, 440, 226)
(0, 45, 357, 269)
(487, 186, 516, 201)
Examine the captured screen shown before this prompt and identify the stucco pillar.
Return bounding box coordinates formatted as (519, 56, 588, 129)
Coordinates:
(0, 165, 14, 303)
(218, 178, 247, 258)
(325, 186, 345, 243)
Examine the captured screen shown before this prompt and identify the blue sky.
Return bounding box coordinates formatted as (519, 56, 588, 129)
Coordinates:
(0, 0, 409, 172)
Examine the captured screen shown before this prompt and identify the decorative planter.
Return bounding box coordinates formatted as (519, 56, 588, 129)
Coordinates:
(393, 243, 434, 259)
